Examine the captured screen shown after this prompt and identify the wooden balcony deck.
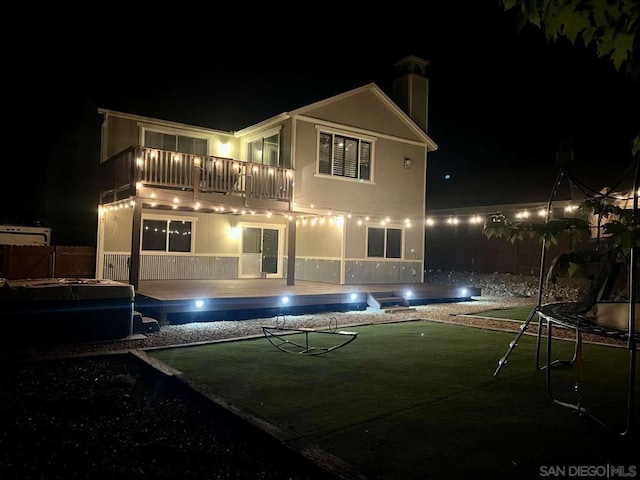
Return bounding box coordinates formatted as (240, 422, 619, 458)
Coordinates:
(134, 279, 480, 323)
(100, 146, 293, 207)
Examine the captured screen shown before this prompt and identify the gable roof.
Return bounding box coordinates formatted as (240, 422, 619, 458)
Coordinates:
(236, 83, 438, 151)
(98, 108, 235, 137)
(290, 83, 438, 152)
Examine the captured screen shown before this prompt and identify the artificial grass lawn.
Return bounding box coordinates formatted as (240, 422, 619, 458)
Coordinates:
(471, 305, 537, 321)
(148, 320, 638, 480)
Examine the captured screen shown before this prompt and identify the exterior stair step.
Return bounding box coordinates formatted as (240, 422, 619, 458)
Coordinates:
(133, 311, 160, 334)
(366, 292, 411, 311)
(376, 296, 407, 303)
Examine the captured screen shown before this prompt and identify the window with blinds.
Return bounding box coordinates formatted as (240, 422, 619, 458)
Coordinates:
(318, 132, 371, 181)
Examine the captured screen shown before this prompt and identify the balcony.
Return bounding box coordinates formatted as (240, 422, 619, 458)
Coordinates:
(100, 146, 293, 208)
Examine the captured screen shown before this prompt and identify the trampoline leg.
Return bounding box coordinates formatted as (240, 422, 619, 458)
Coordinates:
(493, 306, 540, 377)
(545, 319, 612, 431)
(536, 319, 579, 372)
(545, 319, 553, 400)
(622, 346, 637, 437)
(535, 313, 545, 371)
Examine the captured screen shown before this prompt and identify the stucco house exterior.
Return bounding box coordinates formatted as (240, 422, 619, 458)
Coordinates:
(96, 56, 438, 289)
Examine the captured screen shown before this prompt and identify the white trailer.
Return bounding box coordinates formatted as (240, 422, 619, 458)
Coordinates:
(0, 225, 52, 246)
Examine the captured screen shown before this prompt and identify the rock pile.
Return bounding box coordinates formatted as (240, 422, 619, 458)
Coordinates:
(425, 270, 589, 302)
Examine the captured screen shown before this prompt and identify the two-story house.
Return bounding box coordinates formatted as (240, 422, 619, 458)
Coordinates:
(96, 56, 438, 290)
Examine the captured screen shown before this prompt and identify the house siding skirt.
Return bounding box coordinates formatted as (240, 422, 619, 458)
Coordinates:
(344, 260, 422, 284)
(102, 254, 238, 281)
(102, 254, 421, 284)
(290, 258, 422, 285)
(294, 258, 341, 283)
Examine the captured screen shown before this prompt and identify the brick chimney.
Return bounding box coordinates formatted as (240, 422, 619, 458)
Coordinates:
(392, 56, 430, 133)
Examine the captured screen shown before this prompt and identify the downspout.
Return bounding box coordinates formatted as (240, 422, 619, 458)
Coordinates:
(422, 146, 428, 282)
(340, 216, 346, 285)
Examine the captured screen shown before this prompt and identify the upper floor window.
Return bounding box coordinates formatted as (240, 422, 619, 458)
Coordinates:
(367, 227, 402, 259)
(318, 131, 371, 181)
(247, 132, 280, 166)
(144, 130, 208, 156)
(142, 218, 193, 253)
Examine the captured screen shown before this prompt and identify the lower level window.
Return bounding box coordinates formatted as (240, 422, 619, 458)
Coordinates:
(142, 219, 192, 252)
(367, 227, 402, 258)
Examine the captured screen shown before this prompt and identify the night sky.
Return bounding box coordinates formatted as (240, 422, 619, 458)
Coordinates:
(6, 2, 639, 244)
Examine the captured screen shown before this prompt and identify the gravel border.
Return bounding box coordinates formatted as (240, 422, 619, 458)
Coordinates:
(3, 294, 627, 364)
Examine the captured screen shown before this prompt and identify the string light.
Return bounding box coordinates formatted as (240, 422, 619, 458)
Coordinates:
(100, 193, 559, 230)
(101, 194, 432, 228)
(102, 193, 595, 233)
(107, 189, 596, 230)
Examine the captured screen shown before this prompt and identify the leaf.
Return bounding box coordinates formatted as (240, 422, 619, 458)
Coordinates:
(609, 32, 633, 70)
(483, 213, 512, 240)
(501, 0, 518, 11)
(597, 29, 618, 59)
(561, 10, 592, 44)
(591, 0, 608, 30)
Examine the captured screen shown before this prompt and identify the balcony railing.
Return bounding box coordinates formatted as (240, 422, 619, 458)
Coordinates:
(100, 146, 293, 204)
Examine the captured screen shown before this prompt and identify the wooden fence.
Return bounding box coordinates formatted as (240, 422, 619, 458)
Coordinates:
(0, 245, 96, 280)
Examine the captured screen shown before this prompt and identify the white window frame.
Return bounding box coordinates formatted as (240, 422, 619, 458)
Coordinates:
(366, 225, 404, 259)
(315, 126, 376, 183)
(141, 214, 197, 254)
(237, 221, 286, 278)
(139, 124, 211, 156)
(244, 126, 282, 166)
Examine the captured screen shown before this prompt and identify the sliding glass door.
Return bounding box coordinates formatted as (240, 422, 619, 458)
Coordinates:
(240, 225, 283, 278)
